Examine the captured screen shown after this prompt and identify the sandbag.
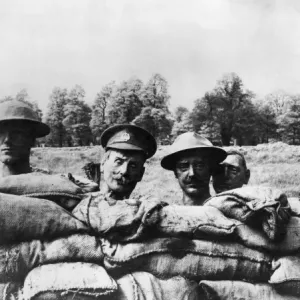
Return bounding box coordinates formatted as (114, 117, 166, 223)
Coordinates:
(0, 234, 104, 282)
(199, 280, 298, 300)
(101, 238, 271, 282)
(235, 217, 300, 254)
(0, 173, 83, 206)
(157, 205, 236, 239)
(73, 194, 167, 242)
(66, 174, 99, 193)
(116, 272, 201, 300)
(23, 263, 117, 300)
(0, 193, 89, 244)
(269, 256, 300, 297)
(205, 186, 291, 241)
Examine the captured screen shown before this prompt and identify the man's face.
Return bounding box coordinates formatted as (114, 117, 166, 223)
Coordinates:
(174, 150, 211, 198)
(0, 122, 35, 165)
(212, 154, 250, 194)
(102, 149, 145, 197)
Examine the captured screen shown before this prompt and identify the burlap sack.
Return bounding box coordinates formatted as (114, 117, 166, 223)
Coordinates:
(157, 205, 236, 239)
(64, 174, 99, 193)
(235, 217, 300, 254)
(0, 173, 83, 206)
(0, 193, 89, 244)
(0, 235, 103, 282)
(269, 256, 300, 297)
(205, 186, 291, 241)
(116, 272, 201, 300)
(23, 263, 117, 300)
(101, 238, 271, 282)
(73, 194, 167, 242)
(199, 280, 298, 300)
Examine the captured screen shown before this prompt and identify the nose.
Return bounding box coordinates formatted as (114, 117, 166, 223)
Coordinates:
(188, 164, 194, 177)
(0, 132, 12, 144)
(119, 162, 129, 175)
(224, 166, 230, 177)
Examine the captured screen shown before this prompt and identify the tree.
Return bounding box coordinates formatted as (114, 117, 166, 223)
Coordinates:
(106, 78, 143, 124)
(174, 106, 189, 122)
(252, 99, 277, 144)
(132, 107, 173, 141)
(264, 91, 293, 116)
(63, 85, 92, 146)
(90, 82, 115, 144)
(171, 107, 193, 138)
(140, 73, 170, 111)
(45, 87, 69, 147)
(277, 95, 300, 144)
(192, 73, 254, 145)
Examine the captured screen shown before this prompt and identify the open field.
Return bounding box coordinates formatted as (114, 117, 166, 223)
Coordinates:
(31, 142, 300, 203)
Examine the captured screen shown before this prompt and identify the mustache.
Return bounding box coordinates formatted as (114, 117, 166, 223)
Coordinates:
(113, 175, 132, 185)
(183, 178, 209, 186)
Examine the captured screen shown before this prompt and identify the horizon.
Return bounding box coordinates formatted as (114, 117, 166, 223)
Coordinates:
(1, 0, 299, 114)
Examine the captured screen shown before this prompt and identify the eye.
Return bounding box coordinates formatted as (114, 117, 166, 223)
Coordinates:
(194, 162, 206, 169)
(114, 158, 123, 166)
(129, 162, 137, 169)
(229, 167, 238, 174)
(177, 162, 189, 170)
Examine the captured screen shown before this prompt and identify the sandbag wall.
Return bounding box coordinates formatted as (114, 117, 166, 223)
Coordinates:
(1, 177, 300, 300)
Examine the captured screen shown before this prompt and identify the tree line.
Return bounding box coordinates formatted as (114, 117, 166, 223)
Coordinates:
(2, 72, 300, 147)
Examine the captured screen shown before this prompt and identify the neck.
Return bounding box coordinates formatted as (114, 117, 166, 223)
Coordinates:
(182, 189, 211, 206)
(101, 183, 132, 200)
(0, 160, 31, 177)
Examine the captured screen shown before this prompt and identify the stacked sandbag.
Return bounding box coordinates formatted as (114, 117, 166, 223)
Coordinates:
(73, 193, 237, 241)
(101, 237, 271, 282)
(0, 175, 108, 299)
(0, 193, 106, 298)
(0, 193, 89, 244)
(23, 268, 200, 300)
(23, 263, 118, 300)
(196, 188, 300, 299)
(0, 173, 85, 210)
(4, 185, 300, 299)
(199, 280, 299, 300)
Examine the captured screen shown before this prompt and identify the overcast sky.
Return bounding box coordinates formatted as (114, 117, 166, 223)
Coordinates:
(0, 0, 299, 114)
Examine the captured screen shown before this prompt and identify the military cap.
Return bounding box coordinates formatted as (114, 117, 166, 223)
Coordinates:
(100, 124, 157, 159)
(161, 131, 227, 170)
(0, 100, 50, 137)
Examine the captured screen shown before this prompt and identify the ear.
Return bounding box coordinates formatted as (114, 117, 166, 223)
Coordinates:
(137, 166, 145, 182)
(245, 169, 250, 184)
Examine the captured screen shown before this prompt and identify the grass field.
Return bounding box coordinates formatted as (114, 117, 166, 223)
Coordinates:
(30, 142, 300, 203)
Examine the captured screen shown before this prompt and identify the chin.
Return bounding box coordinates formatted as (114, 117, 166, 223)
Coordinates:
(186, 188, 203, 196)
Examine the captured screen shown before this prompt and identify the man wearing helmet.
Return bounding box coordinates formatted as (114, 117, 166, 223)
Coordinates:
(161, 132, 227, 206)
(0, 99, 50, 177)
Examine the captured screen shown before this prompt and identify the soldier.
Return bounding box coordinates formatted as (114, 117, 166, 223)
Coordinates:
(100, 124, 157, 200)
(212, 150, 250, 194)
(0, 99, 50, 177)
(161, 132, 227, 206)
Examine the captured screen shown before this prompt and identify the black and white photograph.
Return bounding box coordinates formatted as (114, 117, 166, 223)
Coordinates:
(0, 0, 300, 299)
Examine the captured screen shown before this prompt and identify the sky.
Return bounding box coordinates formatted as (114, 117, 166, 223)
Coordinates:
(0, 0, 299, 114)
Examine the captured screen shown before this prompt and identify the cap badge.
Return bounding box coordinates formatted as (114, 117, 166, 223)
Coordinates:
(116, 132, 131, 142)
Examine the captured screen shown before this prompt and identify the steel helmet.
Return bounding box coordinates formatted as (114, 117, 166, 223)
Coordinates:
(0, 100, 50, 138)
(161, 131, 227, 170)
